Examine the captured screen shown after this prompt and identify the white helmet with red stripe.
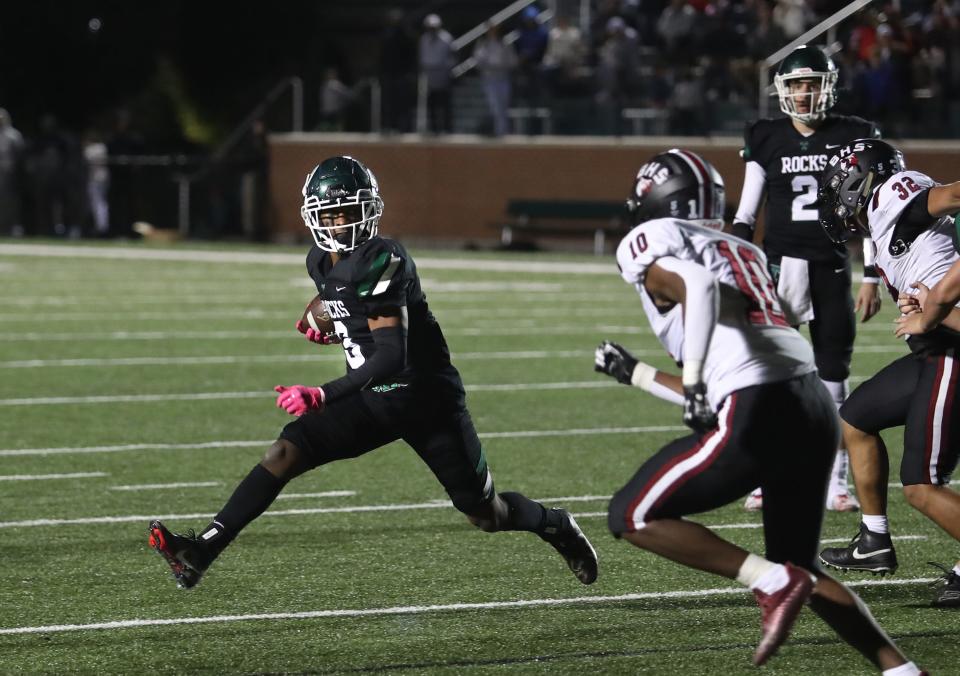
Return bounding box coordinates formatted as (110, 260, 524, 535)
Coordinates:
(626, 148, 725, 230)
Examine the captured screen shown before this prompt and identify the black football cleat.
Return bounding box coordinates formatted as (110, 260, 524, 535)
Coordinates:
(539, 509, 598, 585)
(818, 523, 898, 575)
(928, 562, 960, 607)
(148, 520, 211, 589)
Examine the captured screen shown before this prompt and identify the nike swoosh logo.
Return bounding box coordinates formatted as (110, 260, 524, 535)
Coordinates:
(825, 143, 842, 149)
(336, 286, 347, 292)
(834, 268, 846, 273)
(851, 547, 891, 559)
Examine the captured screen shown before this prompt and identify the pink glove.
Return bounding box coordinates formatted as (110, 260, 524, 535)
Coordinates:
(295, 320, 340, 345)
(274, 385, 325, 416)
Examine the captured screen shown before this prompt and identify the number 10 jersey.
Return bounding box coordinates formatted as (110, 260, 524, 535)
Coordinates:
(617, 218, 816, 409)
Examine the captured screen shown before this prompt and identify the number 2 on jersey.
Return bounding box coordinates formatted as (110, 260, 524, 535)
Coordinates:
(715, 241, 789, 327)
(791, 175, 819, 221)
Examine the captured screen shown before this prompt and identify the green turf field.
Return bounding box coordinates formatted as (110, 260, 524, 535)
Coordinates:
(0, 241, 956, 674)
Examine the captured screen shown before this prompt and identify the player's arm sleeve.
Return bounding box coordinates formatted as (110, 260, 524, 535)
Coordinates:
(895, 189, 938, 239)
(732, 161, 766, 239)
(650, 256, 718, 387)
(320, 323, 407, 402)
(862, 237, 878, 284)
(631, 363, 686, 405)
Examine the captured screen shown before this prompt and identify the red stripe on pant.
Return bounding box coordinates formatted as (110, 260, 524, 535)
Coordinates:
(622, 395, 737, 531)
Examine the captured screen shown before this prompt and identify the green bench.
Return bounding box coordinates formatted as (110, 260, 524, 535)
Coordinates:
(498, 199, 629, 256)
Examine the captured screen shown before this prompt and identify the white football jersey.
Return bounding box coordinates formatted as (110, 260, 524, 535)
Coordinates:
(868, 170, 959, 302)
(616, 218, 816, 409)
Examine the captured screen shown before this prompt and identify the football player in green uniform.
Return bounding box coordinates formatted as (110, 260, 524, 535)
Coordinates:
(148, 156, 597, 589)
(733, 45, 882, 513)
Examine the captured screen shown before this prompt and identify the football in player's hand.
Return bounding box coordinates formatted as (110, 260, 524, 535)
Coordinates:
(299, 294, 336, 336)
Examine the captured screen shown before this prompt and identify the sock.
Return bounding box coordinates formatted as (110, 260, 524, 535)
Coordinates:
(862, 514, 889, 534)
(820, 378, 848, 408)
(205, 464, 287, 558)
(827, 449, 851, 497)
(953, 564, 960, 577)
(736, 553, 787, 593)
(498, 491, 554, 533)
(882, 661, 922, 676)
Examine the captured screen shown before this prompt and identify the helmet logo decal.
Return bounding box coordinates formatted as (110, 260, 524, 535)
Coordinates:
(636, 161, 670, 184)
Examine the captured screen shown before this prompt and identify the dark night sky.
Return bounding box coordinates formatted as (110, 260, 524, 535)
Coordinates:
(0, 1, 371, 148)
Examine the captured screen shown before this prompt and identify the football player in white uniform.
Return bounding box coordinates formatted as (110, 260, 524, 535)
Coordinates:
(595, 148, 922, 672)
(817, 139, 960, 607)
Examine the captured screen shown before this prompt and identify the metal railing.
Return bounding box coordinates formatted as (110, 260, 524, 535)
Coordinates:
(416, 0, 568, 133)
(176, 76, 303, 234)
(758, 0, 876, 118)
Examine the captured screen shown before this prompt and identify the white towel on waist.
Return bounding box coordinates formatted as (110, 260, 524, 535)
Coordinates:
(776, 255, 814, 325)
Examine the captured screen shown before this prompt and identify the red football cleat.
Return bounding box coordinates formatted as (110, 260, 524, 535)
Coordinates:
(753, 562, 815, 666)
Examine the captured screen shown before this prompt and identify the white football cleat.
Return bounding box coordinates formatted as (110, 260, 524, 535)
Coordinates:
(744, 490, 763, 512)
(826, 493, 860, 512)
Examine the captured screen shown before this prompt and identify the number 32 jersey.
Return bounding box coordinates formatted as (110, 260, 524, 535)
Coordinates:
(616, 218, 816, 409)
(867, 170, 960, 355)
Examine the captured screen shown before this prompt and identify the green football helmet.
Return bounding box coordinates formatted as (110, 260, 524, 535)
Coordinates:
(774, 45, 838, 123)
(300, 156, 383, 253)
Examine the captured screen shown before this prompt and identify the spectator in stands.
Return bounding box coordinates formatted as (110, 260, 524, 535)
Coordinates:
(773, 0, 814, 39)
(849, 12, 879, 62)
(419, 13, 455, 134)
(26, 114, 73, 237)
(106, 109, 145, 237)
(474, 22, 517, 137)
(596, 16, 641, 133)
(656, 0, 696, 60)
(853, 37, 898, 133)
(82, 129, 110, 237)
(668, 66, 706, 135)
(542, 13, 588, 96)
(318, 67, 353, 132)
(749, 0, 787, 60)
(379, 9, 418, 134)
(0, 108, 24, 237)
(513, 5, 549, 105)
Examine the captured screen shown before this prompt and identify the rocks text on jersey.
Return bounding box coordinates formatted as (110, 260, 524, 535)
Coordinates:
(323, 299, 351, 319)
(780, 154, 829, 174)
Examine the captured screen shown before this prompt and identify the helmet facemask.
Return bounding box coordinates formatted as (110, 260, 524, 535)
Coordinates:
(818, 160, 875, 244)
(301, 189, 383, 254)
(775, 71, 837, 123)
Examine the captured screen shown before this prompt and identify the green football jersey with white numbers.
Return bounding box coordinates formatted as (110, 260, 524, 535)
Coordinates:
(306, 237, 463, 393)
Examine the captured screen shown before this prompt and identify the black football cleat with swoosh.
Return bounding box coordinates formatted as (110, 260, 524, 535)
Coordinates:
(148, 520, 212, 589)
(819, 523, 898, 575)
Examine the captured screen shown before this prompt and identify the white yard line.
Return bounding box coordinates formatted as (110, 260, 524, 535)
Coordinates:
(820, 534, 927, 544)
(0, 472, 107, 482)
(0, 576, 937, 636)
(0, 349, 673, 369)
(110, 482, 221, 491)
(0, 327, 647, 342)
(0, 381, 622, 406)
(0, 243, 616, 274)
(276, 491, 357, 499)
(0, 495, 608, 529)
(0, 426, 683, 457)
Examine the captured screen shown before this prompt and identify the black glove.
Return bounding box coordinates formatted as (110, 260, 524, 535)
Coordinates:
(682, 382, 718, 433)
(594, 340, 638, 385)
(730, 221, 754, 242)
